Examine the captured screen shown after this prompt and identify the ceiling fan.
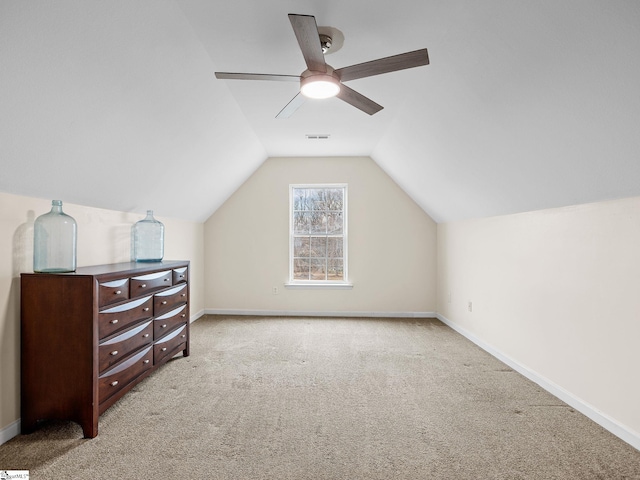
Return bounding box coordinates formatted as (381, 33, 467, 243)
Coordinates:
(215, 13, 429, 118)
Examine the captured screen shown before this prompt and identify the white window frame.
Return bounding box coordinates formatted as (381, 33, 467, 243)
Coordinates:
(286, 183, 352, 289)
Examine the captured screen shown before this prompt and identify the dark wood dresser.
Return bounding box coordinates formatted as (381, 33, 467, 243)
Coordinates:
(20, 260, 190, 438)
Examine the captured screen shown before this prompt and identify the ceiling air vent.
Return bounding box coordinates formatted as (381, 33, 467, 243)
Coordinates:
(305, 134, 331, 140)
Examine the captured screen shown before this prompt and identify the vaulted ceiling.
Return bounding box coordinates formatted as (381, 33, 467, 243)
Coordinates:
(2, 1, 640, 223)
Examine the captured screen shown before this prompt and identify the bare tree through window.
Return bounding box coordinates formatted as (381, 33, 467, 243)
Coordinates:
(291, 185, 347, 282)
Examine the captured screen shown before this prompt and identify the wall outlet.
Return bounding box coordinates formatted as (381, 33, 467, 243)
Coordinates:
(468, 301, 473, 312)
(272, 286, 279, 295)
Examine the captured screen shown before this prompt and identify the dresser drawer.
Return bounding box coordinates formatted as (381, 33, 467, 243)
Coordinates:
(154, 284, 188, 316)
(99, 296, 153, 339)
(98, 278, 129, 307)
(99, 346, 153, 403)
(99, 321, 153, 373)
(173, 267, 188, 284)
(130, 270, 172, 295)
(154, 305, 188, 340)
(154, 324, 187, 364)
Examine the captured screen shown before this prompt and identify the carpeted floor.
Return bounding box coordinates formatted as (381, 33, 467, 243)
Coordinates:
(1, 315, 639, 479)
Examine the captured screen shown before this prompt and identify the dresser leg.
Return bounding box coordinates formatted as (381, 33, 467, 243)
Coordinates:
(81, 417, 98, 438)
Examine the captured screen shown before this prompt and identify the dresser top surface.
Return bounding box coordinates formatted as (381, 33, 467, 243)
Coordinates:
(22, 260, 189, 279)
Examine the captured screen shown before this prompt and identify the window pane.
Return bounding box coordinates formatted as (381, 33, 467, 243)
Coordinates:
(294, 212, 310, 234)
(307, 189, 325, 210)
(293, 237, 310, 257)
(310, 212, 326, 234)
(326, 188, 343, 210)
(310, 237, 326, 257)
(327, 259, 344, 281)
(310, 259, 326, 280)
(327, 237, 343, 258)
(293, 258, 310, 280)
(326, 212, 343, 234)
(293, 189, 306, 210)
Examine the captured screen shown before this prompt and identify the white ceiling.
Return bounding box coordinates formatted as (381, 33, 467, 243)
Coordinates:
(2, 1, 640, 223)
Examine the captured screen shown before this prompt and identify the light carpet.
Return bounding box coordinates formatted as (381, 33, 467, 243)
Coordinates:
(1, 315, 639, 479)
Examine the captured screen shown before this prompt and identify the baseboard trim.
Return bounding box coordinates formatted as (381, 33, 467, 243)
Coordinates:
(436, 313, 640, 452)
(190, 309, 205, 323)
(0, 419, 20, 446)
(205, 309, 436, 318)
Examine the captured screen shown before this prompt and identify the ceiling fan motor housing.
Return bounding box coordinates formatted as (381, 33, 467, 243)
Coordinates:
(319, 34, 332, 53)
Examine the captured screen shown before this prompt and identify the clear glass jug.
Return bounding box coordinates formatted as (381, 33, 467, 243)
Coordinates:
(132, 210, 164, 262)
(33, 200, 77, 272)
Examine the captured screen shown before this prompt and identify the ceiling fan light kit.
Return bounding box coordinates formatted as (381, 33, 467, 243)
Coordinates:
(300, 72, 340, 99)
(215, 13, 429, 117)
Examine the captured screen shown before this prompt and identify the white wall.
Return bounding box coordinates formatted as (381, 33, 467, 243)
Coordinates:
(437, 196, 640, 444)
(0, 192, 204, 441)
(204, 156, 438, 316)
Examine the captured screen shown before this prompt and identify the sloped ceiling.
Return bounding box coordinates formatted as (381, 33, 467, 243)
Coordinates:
(1, 1, 640, 223)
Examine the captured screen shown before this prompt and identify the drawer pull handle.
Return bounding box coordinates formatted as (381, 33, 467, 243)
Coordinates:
(110, 381, 119, 387)
(143, 359, 150, 364)
(181, 294, 186, 297)
(115, 290, 122, 295)
(110, 350, 118, 356)
(110, 319, 119, 324)
(181, 314, 186, 318)
(181, 334, 186, 338)
(161, 324, 167, 328)
(161, 301, 167, 305)
(164, 278, 169, 282)
(143, 333, 149, 338)
(140, 284, 147, 288)
(179, 275, 184, 278)
(161, 347, 167, 352)
(143, 307, 150, 312)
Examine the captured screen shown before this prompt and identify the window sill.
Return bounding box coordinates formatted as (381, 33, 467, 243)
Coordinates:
(284, 282, 353, 290)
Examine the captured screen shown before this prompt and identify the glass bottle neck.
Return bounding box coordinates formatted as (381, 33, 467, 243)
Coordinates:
(51, 200, 63, 214)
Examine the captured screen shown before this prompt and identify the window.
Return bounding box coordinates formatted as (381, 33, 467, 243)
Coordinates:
(289, 184, 348, 284)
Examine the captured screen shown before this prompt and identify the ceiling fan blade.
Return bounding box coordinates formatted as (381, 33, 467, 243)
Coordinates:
(215, 72, 300, 82)
(276, 92, 306, 119)
(335, 48, 429, 82)
(336, 84, 383, 115)
(288, 14, 326, 73)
